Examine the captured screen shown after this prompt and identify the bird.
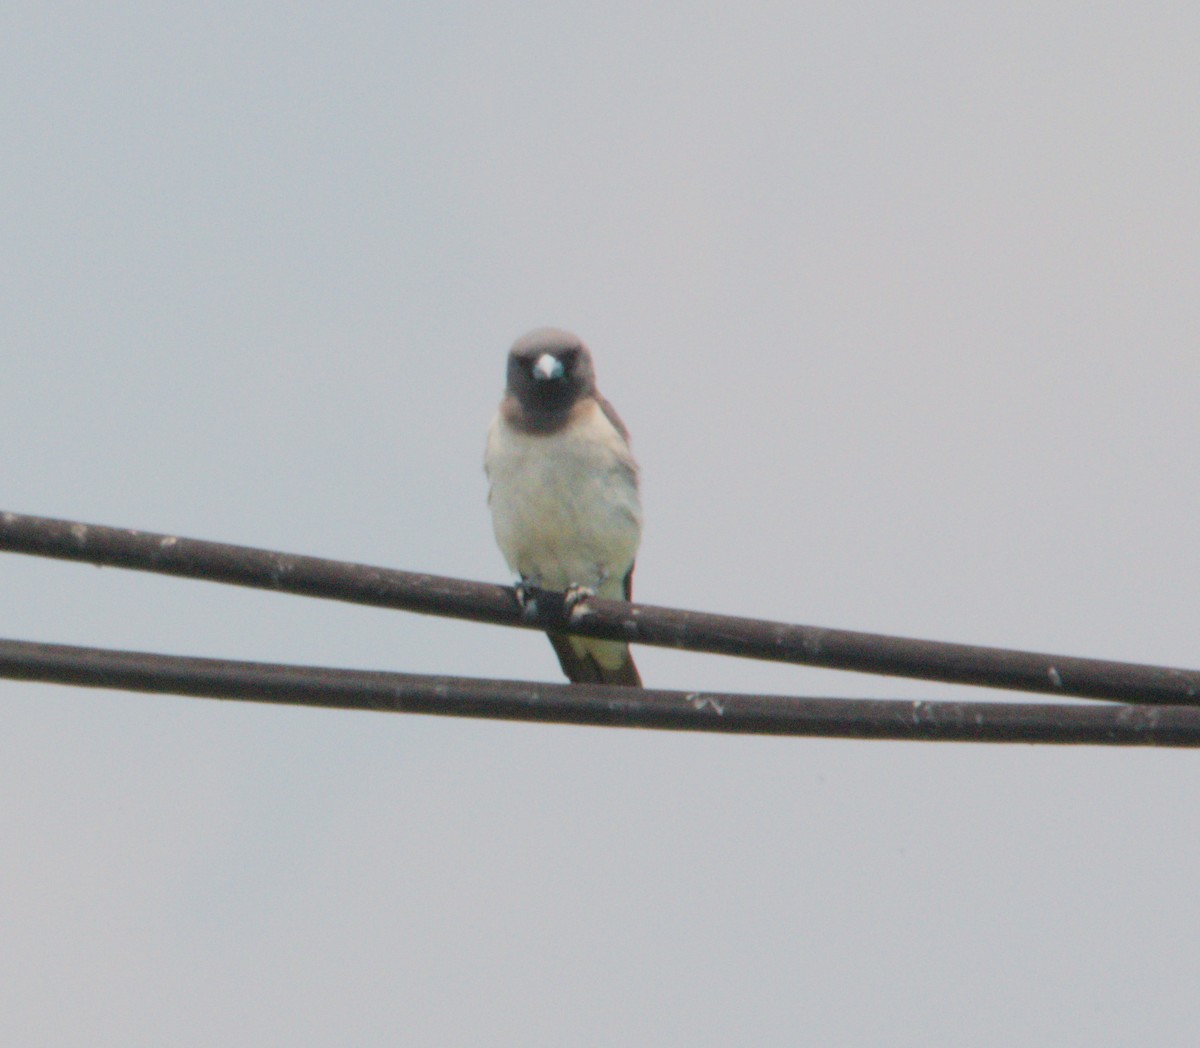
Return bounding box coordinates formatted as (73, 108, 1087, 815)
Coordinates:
(484, 327, 643, 686)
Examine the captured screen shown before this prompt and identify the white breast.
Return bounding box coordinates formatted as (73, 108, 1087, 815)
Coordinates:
(485, 400, 642, 594)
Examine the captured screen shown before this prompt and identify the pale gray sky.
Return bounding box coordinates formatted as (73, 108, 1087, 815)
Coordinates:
(2, 2, 1199, 1044)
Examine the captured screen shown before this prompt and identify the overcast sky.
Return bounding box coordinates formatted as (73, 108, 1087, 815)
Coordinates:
(3, 2, 1199, 1044)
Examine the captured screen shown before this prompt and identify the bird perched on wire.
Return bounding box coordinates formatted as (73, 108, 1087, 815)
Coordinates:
(484, 327, 643, 686)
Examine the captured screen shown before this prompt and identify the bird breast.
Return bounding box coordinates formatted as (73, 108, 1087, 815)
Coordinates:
(485, 399, 642, 592)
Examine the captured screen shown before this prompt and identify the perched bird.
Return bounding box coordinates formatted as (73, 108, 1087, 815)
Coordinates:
(484, 327, 643, 686)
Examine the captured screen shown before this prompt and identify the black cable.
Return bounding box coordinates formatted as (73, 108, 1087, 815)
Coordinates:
(1, 509, 1196, 705)
(1, 636, 1195, 746)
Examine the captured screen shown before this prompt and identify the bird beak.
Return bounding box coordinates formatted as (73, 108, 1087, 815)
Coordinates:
(533, 353, 564, 381)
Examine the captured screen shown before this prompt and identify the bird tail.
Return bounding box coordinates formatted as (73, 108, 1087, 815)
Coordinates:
(548, 633, 642, 687)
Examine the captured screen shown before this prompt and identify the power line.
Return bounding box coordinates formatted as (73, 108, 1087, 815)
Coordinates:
(1, 509, 1196, 706)
(1, 636, 1196, 746)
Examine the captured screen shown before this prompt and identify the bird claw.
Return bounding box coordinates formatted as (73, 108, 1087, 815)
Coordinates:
(514, 579, 541, 622)
(564, 584, 596, 614)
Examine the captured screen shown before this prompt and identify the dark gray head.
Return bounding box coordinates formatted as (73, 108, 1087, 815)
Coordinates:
(504, 327, 597, 425)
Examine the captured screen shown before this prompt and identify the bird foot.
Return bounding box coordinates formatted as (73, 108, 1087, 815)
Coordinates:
(564, 584, 596, 618)
(514, 580, 541, 622)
